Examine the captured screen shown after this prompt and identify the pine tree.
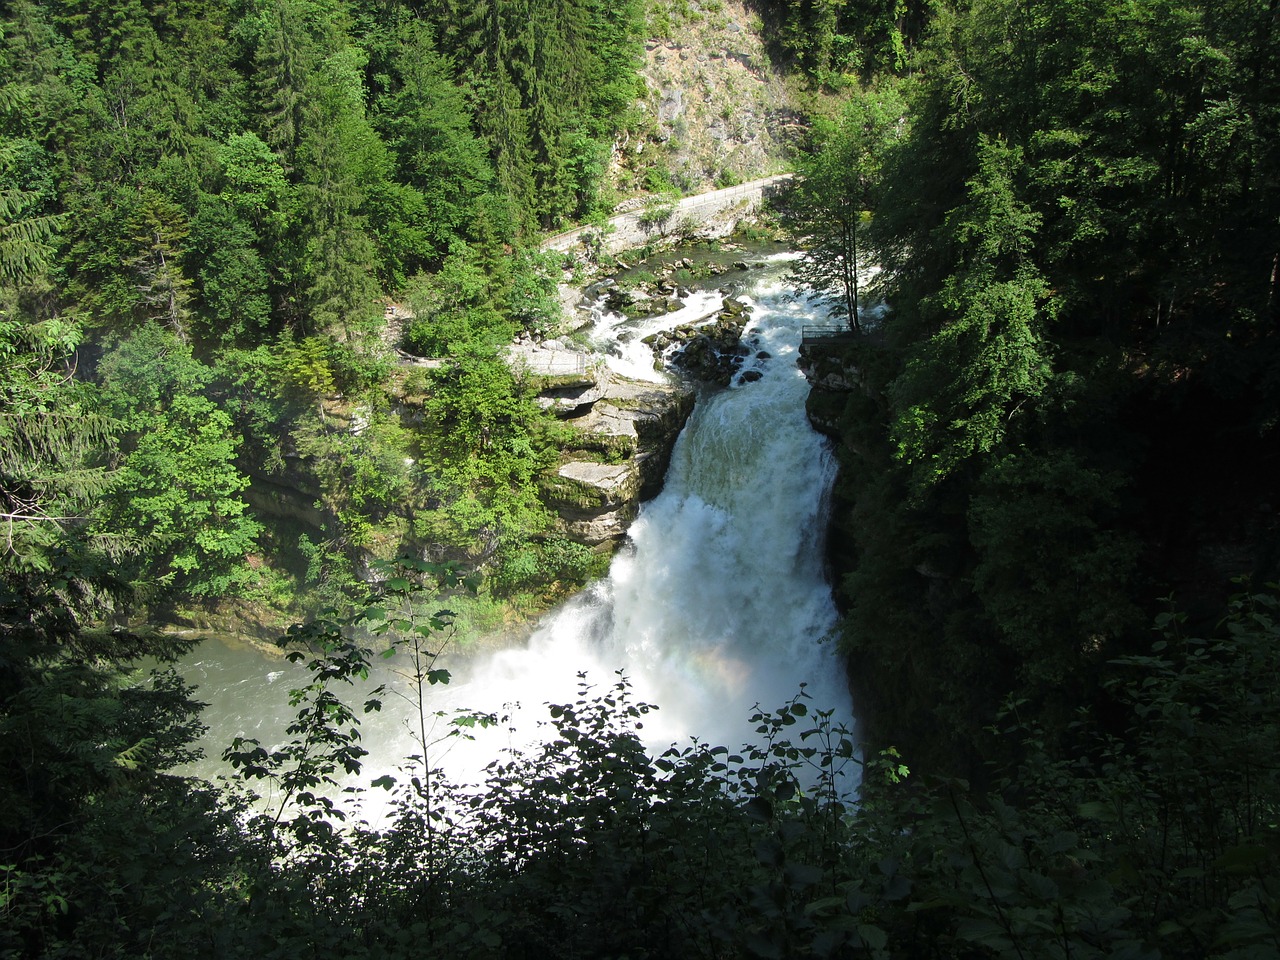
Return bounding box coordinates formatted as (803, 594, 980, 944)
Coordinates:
(374, 19, 492, 265)
(0, 139, 61, 287)
(295, 46, 385, 336)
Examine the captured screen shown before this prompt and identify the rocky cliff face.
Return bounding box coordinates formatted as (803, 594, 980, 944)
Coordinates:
(522, 353, 696, 548)
(628, 0, 802, 194)
(797, 341, 865, 437)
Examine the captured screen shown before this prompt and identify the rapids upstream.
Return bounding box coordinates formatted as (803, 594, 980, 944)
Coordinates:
(172, 255, 856, 817)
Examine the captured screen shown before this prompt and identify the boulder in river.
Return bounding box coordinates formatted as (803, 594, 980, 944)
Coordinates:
(645, 296, 755, 387)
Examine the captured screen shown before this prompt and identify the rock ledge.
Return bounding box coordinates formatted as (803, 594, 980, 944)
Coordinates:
(531, 363, 695, 548)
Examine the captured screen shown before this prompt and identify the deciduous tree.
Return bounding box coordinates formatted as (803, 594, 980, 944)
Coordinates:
(786, 84, 905, 332)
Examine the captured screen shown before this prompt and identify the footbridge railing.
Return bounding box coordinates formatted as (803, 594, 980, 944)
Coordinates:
(800, 326, 859, 348)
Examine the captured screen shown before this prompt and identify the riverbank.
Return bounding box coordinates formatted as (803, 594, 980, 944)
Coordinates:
(154, 233, 796, 653)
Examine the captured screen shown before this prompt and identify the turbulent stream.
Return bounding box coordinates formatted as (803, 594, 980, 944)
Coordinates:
(174, 254, 856, 819)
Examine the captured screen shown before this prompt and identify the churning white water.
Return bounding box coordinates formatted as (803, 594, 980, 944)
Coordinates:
(584, 286, 725, 381)
(174, 260, 855, 813)
(447, 272, 850, 761)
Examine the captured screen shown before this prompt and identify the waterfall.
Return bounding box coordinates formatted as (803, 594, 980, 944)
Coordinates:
(398, 263, 853, 786)
(175, 260, 855, 811)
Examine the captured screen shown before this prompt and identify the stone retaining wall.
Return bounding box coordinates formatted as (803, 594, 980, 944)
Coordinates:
(544, 174, 792, 257)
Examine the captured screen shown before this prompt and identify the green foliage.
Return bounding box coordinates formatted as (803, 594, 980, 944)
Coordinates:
(505, 250, 564, 337)
(0, 315, 121, 637)
(636, 195, 678, 230)
(96, 324, 261, 598)
(890, 135, 1052, 486)
(186, 132, 291, 345)
(968, 451, 1142, 685)
(224, 618, 384, 849)
(402, 250, 512, 357)
(296, 532, 363, 602)
(216, 132, 291, 221)
(0, 651, 243, 960)
(0, 0, 659, 623)
(372, 18, 492, 269)
(293, 403, 413, 546)
(104, 393, 260, 595)
(812, 0, 1280, 771)
(415, 342, 557, 581)
(294, 46, 386, 337)
(2, 1, 1279, 955)
(420, 0, 644, 228)
(759, 0, 933, 82)
(5, 534, 1280, 960)
(0, 136, 62, 288)
(188, 194, 274, 346)
(785, 82, 905, 330)
(68, 186, 198, 336)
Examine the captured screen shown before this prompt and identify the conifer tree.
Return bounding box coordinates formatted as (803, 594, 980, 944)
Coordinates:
(374, 19, 492, 265)
(295, 47, 385, 336)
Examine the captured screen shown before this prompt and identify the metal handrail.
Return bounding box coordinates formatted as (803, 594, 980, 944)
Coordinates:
(533, 353, 589, 376)
(800, 325, 858, 343)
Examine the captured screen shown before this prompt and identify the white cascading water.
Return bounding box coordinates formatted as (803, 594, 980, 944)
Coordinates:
(584, 286, 725, 382)
(175, 259, 856, 815)
(441, 269, 851, 762)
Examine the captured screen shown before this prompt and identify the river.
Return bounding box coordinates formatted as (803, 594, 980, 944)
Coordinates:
(173, 254, 856, 818)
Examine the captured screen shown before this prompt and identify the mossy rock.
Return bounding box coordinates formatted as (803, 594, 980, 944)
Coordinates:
(563, 431, 638, 462)
(528, 371, 598, 391)
(540, 461, 642, 512)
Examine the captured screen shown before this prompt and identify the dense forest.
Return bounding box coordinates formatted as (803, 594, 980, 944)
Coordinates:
(786, 0, 1280, 774)
(3, 0, 1279, 956)
(1, 0, 651, 634)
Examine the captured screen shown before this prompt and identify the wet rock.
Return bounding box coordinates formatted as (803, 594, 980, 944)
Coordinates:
(630, 296, 684, 318)
(646, 296, 755, 385)
(797, 346, 861, 393)
(604, 289, 634, 311)
(543, 461, 640, 513)
(797, 344, 865, 439)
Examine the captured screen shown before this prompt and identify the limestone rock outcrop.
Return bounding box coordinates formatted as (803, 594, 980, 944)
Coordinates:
(533, 366, 695, 549)
(541, 461, 641, 545)
(797, 340, 864, 438)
